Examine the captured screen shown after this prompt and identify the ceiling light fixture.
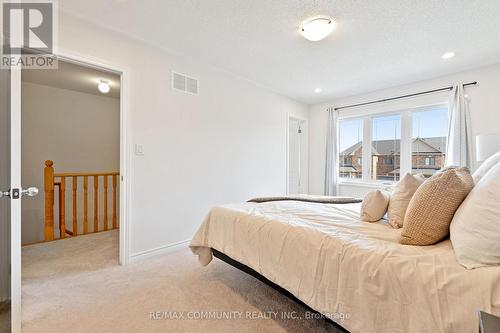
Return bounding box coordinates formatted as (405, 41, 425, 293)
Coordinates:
(442, 52, 455, 60)
(314, 88, 322, 93)
(300, 17, 335, 42)
(98, 80, 111, 94)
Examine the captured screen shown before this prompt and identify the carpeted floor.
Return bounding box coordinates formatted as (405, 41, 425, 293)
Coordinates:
(22, 231, 347, 333)
(0, 301, 10, 333)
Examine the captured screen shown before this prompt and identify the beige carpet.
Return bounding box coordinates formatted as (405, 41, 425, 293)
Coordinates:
(0, 301, 10, 333)
(22, 231, 346, 333)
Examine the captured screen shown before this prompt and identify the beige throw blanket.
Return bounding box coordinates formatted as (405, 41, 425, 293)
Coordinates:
(247, 194, 362, 204)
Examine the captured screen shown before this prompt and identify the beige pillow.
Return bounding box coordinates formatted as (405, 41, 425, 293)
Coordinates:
(360, 190, 391, 222)
(400, 167, 474, 246)
(387, 173, 425, 229)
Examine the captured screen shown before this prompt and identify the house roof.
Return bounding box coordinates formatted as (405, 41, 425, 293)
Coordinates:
(341, 137, 446, 156)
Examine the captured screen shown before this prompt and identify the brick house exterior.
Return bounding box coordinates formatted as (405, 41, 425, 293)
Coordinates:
(340, 137, 446, 180)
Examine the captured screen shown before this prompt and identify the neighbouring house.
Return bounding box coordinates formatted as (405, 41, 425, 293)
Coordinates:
(340, 137, 446, 180)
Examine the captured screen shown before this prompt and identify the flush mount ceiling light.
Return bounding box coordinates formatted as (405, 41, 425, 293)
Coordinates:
(314, 88, 322, 93)
(442, 52, 455, 59)
(98, 80, 111, 94)
(300, 17, 335, 42)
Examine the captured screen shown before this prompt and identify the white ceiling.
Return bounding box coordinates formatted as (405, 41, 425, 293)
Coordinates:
(60, 0, 500, 104)
(22, 60, 121, 98)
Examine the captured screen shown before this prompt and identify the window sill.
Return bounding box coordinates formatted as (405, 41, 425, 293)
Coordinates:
(338, 180, 395, 189)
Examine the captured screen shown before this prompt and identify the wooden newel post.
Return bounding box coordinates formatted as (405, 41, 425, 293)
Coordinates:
(44, 160, 55, 241)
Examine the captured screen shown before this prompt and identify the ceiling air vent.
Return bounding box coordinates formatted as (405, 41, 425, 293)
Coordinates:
(172, 71, 199, 95)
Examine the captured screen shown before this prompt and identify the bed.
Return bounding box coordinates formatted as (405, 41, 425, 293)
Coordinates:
(190, 200, 500, 333)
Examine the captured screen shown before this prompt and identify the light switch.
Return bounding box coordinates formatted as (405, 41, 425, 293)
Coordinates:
(135, 144, 144, 156)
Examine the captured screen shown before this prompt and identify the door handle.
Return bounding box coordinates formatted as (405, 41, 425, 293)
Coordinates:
(0, 189, 10, 198)
(22, 187, 39, 197)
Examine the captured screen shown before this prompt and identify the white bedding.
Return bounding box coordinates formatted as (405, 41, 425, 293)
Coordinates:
(190, 201, 500, 333)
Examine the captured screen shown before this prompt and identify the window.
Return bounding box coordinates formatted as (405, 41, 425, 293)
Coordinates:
(339, 118, 363, 179)
(412, 107, 448, 177)
(337, 104, 448, 183)
(372, 114, 401, 181)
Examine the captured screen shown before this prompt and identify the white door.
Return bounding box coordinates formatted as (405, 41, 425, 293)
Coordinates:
(1, 56, 37, 333)
(288, 119, 300, 194)
(288, 118, 306, 194)
(0, 58, 14, 333)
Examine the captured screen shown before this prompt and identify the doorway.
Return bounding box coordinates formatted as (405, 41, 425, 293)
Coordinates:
(18, 58, 125, 327)
(21, 59, 121, 246)
(2, 48, 129, 332)
(288, 116, 308, 194)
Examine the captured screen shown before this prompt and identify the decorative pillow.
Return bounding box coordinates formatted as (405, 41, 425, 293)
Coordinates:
(473, 150, 500, 184)
(400, 167, 473, 246)
(387, 173, 425, 229)
(450, 162, 500, 269)
(360, 190, 391, 222)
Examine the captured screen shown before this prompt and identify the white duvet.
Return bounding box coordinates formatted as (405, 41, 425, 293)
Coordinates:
(190, 201, 500, 333)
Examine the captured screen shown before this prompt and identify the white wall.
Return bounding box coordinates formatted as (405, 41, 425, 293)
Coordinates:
(21, 82, 120, 244)
(57, 13, 309, 256)
(309, 63, 500, 197)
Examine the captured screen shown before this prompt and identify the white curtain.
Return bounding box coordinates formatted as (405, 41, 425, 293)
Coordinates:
(446, 83, 474, 168)
(324, 107, 339, 195)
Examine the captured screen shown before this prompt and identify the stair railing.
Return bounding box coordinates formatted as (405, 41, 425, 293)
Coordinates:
(44, 160, 119, 241)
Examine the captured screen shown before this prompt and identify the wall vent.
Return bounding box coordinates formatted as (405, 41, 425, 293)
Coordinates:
(172, 72, 199, 95)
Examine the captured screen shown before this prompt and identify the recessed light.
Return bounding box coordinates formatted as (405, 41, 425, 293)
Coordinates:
(442, 52, 455, 60)
(98, 80, 111, 94)
(300, 17, 335, 42)
(314, 88, 322, 93)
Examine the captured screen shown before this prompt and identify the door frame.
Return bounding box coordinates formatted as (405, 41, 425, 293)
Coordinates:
(51, 50, 132, 266)
(286, 114, 308, 195)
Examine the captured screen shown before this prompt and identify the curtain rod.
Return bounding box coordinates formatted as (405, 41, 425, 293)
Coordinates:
(333, 81, 477, 111)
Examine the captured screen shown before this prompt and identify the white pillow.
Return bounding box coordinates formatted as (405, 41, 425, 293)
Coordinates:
(473, 150, 500, 184)
(360, 189, 391, 222)
(450, 161, 500, 269)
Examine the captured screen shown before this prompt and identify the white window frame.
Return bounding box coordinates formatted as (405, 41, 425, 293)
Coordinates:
(338, 102, 448, 186)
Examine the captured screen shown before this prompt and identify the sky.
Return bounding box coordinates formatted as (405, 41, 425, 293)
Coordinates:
(339, 107, 448, 152)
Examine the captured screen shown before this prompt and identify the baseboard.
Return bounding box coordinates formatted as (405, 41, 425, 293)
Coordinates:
(129, 239, 191, 263)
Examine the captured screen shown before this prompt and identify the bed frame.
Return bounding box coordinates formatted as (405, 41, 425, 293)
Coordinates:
(212, 249, 349, 332)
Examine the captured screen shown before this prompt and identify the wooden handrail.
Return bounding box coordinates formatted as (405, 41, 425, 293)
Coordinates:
(54, 172, 119, 177)
(44, 160, 119, 242)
